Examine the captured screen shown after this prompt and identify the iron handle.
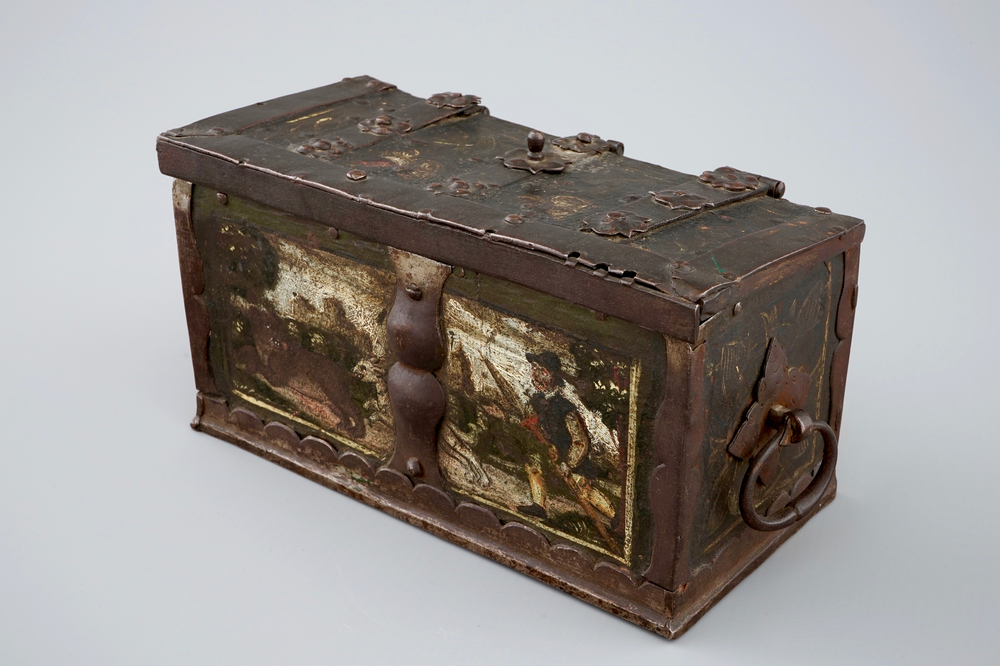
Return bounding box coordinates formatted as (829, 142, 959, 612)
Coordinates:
(739, 408, 838, 531)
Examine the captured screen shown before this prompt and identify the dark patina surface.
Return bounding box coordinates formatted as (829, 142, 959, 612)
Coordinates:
(159, 76, 863, 638)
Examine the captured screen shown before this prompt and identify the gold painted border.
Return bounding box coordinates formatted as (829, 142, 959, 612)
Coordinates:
(232, 389, 386, 459)
(623, 358, 641, 563)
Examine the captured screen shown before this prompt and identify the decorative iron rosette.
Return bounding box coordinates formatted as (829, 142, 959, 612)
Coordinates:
(580, 210, 651, 238)
(426, 177, 496, 197)
(500, 131, 571, 174)
(650, 189, 714, 211)
(358, 114, 412, 135)
(552, 132, 624, 156)
(699, 166, 760, 192)
(426, 92, 481, 108)
(295, 136, 354, 156)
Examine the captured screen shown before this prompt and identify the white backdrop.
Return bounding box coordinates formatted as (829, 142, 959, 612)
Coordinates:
(1, 1, 998, 663)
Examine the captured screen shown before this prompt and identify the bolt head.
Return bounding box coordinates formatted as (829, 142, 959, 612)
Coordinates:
(405, 457, 423, 477)
(216, 192, 228, 205)
(404, 283, 423, 300)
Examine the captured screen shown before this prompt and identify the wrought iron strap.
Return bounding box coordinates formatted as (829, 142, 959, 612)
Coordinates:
(385, 249, 452, 486)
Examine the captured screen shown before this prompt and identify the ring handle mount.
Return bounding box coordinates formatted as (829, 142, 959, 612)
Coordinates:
(739, 407, 838, 531)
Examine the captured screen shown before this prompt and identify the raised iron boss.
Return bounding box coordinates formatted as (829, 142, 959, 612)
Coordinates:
(157, 76, 863, 638)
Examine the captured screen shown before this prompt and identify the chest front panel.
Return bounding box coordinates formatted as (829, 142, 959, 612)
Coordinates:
(192, 186, 666, 567)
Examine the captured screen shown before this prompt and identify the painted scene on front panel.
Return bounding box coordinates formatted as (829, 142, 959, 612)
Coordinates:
(212, 220, 638, 559)
(437, 294, 639, 561)
(215, 223, 398, 459)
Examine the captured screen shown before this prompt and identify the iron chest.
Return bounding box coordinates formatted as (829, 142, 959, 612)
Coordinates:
(156, 76, 863, 638)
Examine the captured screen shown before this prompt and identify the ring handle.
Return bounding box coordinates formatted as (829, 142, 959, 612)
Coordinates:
(739, 408, 838, 531)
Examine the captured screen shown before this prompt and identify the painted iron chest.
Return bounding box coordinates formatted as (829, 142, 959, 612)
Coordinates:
(156, 76, 863, 638)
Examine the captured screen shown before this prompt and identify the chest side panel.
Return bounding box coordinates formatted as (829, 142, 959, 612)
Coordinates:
(692, 255, 845, 571)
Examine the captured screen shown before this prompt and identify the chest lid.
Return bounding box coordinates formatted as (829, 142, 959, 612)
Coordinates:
(157, 75, 864, 342)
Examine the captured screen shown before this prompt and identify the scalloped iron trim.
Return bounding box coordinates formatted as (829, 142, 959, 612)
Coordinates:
(192, 393, 670, 616)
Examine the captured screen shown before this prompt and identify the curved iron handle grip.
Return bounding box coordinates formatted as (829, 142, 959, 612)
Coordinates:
(739, 409, 838, 531)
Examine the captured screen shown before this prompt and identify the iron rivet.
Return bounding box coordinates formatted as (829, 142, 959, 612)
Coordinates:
(297, 145, 314, 154)
(347, 169, 367, 181)
(405, 283, 423, 300)
(733, 302, 742, 315)
(208, 126, 226, 135)
(405, 457, 423, 477)
(327, 227, 340, 240)
(216, 192, 228, 205)
(504, 214, 524, 224)
(814, 206, 832, 214)
(312, 139, 332, 150)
